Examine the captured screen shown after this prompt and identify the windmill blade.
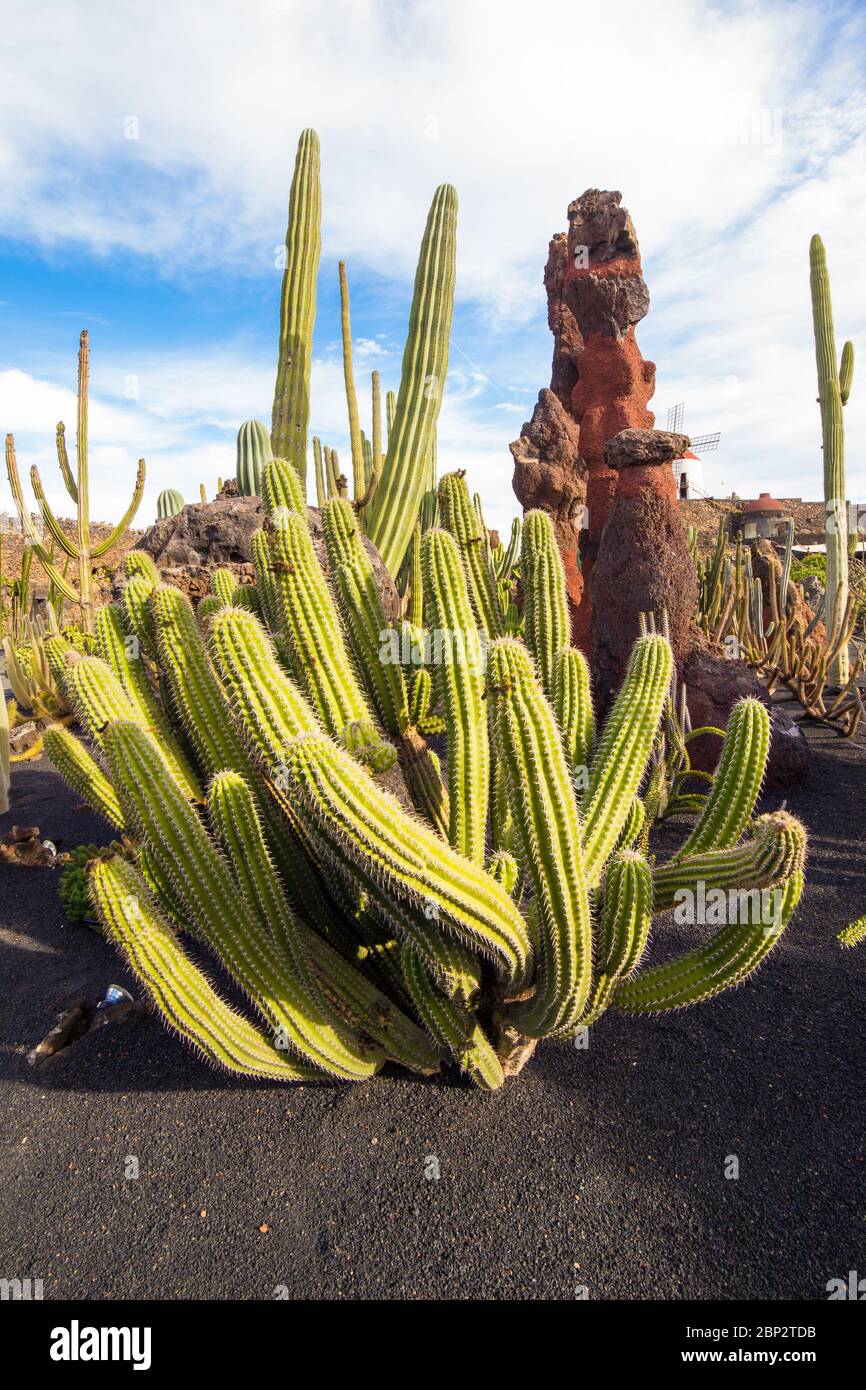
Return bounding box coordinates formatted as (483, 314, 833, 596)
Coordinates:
(667, 402, 685, 434)
(690, 431, 721, 453)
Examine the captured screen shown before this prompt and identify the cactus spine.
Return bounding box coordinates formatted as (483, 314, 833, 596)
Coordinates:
(810, 234, 854, 686)
(366, 185, 457, 577)
(236, 420, 272, 497)
(271, 128, 321, 487)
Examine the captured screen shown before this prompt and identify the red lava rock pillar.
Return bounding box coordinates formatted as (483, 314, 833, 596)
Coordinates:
(513, 189, 656, 652)
(590, 428, 697, 714)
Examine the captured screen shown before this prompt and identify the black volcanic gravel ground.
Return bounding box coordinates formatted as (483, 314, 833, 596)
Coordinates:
(0, 721, 863, 1301)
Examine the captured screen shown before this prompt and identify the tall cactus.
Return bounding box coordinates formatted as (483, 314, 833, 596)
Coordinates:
(365, 185, 457, 577)
(5, 331, 145, 633)
(810, 234, 854, 686)
(271, 128, 321, 488)
(236, 420, 272, 497)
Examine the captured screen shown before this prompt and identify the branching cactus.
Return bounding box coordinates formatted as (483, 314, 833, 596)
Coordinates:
(46, 431, 809, 1088)
(5, 331, 146, 633)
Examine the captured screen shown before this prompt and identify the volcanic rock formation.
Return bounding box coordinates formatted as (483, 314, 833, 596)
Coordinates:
(590, 428, 697, 712)
(511, 188, 656, 648)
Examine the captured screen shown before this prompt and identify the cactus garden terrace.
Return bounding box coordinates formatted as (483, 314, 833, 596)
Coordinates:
(0, 76, 863, 1320)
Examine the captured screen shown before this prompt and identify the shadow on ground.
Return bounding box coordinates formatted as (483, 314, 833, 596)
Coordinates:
(0, 725, 863, 1299)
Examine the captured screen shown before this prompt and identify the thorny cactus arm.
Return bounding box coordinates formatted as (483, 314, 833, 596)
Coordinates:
(262, 456, 307, 520)
(400, 943, 504, 1091)
(579, 850, 653, 1027)
(582, 635, 673, 886)
(94, 603, 201, 800)
(322, 498, 409, 735)
(89, 856, 322, 1081)
(366, 185, 457, 577)
(43, 725, 124, 830)
(421, 528, 489, 864)
(269, 511, 382, 745)
(615, 871, 804, 1013)
(102, 720, 380, 1080)
(438, 472, 502, 638)
(279, 732, 532, 990)
(676, 698, 770, 858)
(653, 811, 807, 912)
(553, 646, 595, 778)
(521, 510, 570, 699)
(486, 638, 592, 1037)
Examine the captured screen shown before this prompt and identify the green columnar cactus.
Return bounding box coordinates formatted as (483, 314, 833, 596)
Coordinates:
(579, 850, 653, 1026)
(123, 552, 160, 586)
(615, 871, 803, 1013)
(43, 725, 123, 829)
(366, 185, 458, 577)
(312, 436, 326, 508)
(262, 456, 307, 519)
(486, 638, 591, 1036)
(120, 576, 158, 660)
(338, 261, 366, 501)
(271, 128, 321, 487)
(279, 732, 532, 990)
(157, 489, 185, 519)
(810, 234, 854, 686)
(438, 472, 502, 638)
(90, 856, 324, 1080)
(400, 943, 504, 1091)
(269, 511, 381, 746)
(5, 331, 146, 633)
(553, 646, 595, 778)
(236, 420, 272, 497)
(41, 420, 811, 1089)
(250, 529, 281, 634)
(421, 528, 489, 864)
(102, 720, 380, 1080)
(653, 811, 807, 912)
(209, 568, 237, 608)
(676, 698, 769, 858)
(582, 635, 673, 886)
(321, 498, 410, 735)
(521, 510, 570, 698)
(94, 604, 201, 798)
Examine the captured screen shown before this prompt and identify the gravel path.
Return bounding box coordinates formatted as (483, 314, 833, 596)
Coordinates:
(1, 722, 863, 1300)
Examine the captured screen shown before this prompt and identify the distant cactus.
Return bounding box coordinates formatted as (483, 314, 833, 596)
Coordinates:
(236, 420, 272, 497)
(5, 331, 145, 632)
(157, 488, 184, 519)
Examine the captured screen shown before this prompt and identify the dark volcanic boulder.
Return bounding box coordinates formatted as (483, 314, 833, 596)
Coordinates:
(684, 647, 811, 790)
(125, 488, 401, 620)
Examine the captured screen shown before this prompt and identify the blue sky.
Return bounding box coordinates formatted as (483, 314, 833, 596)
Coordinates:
(1, 0, 865, 538)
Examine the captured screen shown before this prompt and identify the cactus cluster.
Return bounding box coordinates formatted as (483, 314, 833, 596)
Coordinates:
(693, 515, 863, 735)
(44, 460, 808, 1089)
